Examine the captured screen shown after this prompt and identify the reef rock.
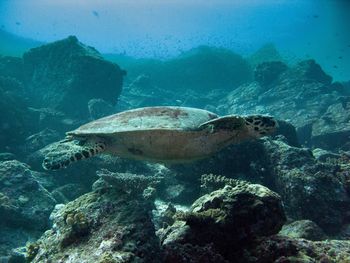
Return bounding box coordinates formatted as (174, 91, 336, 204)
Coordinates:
(159, 182, 285, 262)
(263, 138, 350, 233)
(88, 98, 115, 120)
(0, 77, 34, 152)
(243, 236, 350, 263)
(220, 59, 349, 149)
(23, 36, 125, 118)
(0, 160, 56, 259)
(122, 46, 252, 93)
(0, 56, 25, 83)
(29, 188, 161, 262)
(0, 160, 56, 230)
(311, 97, 350, 150)
(254, 61, 288, 88)
(279, 220, 327, 241)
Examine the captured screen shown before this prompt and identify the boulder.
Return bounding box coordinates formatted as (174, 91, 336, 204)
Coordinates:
(0, 77, 35, 152)
(29, 188, 161, 262)
(0, 160, 56, 259)
(254, 61, 288, 88)
(219, 59, 348, 149)
(279, 220, 327, 241)
(263, 138, 350, 233)
(0, 160, 56, 230)
(248, 43, 283, 67)
(159, 183, 285, 261)
(311, 98, 350, 150)
(88, 98, 115, 120)
(23, 36, 125, 118)
(0, 56, 25, 83)
(243, 236, 350, 263)
(286, 59, 332, 85)
(122, 46, 252, 93)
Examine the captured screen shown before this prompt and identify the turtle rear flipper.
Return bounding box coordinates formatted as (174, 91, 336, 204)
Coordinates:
(42, 138, 106, 170)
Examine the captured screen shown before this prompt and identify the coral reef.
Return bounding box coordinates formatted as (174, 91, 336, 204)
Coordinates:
(0, 160, 56, 259)
(199, 173, 249, 193)
(254, 61, 288, 88)
(23, 36, 125, 119)
(220, 59, 349, 150)
(279, 220, 327, 241)
(95, 169, 163, 195)
(29, 188, 161, 263)
(1, 36, 350, 262)
(158, 182, 286, 262)
(262, 138, 350, 233)
(0, 160, 56, 229)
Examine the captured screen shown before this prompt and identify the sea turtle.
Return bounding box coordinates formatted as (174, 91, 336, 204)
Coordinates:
(42, 106, 278, 170)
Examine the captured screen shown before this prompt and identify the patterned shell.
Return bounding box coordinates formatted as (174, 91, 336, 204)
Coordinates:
(67, 106, 219, 136)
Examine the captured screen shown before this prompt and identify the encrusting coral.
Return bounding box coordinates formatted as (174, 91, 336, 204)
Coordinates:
(95, 169, 163, 195)
(200, 173, 249, 193)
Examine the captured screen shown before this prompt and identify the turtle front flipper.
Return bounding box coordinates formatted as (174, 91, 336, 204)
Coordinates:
(42, 138, 106, 170)
(198, 114, 278, 138)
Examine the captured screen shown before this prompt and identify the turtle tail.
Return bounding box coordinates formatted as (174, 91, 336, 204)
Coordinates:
(42, 138, 106, 171)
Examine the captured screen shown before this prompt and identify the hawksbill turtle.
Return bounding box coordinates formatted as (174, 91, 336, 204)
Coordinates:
(42, 106, 278, 170)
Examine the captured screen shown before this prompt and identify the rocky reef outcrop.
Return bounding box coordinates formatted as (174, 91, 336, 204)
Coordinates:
(220, 59, 349, 150)
(28, 185, 161, 262)
(0, 160, 56, 230)
(0, 160, 56, 260)
(159, 182, 286, 262)
(23, 36, 125, 119)
(0, 36, 126, 156)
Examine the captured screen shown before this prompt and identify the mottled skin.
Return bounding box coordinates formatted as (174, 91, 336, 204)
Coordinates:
(43, 106, 278, 170)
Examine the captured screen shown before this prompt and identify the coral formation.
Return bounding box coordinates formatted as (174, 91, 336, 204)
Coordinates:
(159, 182, 286, 261)
(96, 169, 163, 195)
(279, 220, 327, 241)
(28, 188, 161, 262)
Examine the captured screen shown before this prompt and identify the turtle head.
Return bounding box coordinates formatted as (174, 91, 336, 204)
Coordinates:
(244, 115, 278, 138)
(42, 138, 106, 171)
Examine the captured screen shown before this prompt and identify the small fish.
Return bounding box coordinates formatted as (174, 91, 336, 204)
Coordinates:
(92, 10, 99, 18)
(313, 14, 319, 18)
(15, 22, 21, 26)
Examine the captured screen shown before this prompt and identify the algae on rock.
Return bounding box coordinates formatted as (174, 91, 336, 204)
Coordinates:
(30, 187, 161, 263)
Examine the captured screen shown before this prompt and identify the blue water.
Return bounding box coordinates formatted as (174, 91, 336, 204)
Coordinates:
(0, 0, 349, 81)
